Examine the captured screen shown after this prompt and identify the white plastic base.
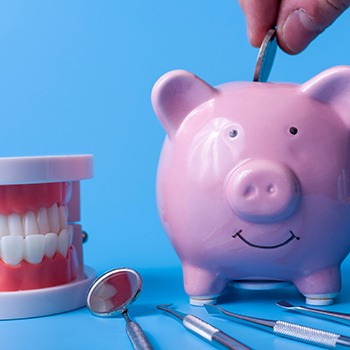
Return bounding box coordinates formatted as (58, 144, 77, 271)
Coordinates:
(0, 265, 96, 320)
(305, 293, 338, 306)
(190, 295, 219, 306)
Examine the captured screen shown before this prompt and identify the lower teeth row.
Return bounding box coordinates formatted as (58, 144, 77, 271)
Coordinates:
(0, 226, 73, 266)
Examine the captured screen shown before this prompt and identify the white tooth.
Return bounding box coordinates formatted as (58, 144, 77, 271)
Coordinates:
(45, 233, 57, 258)
(92, 297, 115, 313)
(48, 203, 60, 234)
(8, 214, 24, 236)
(58, 205, 68, 229)
(57, 229, 69, 257)
(24, 234, 45, 264)
(23, 211, 40, 236)
(0, 214, 9, 238)
(1, 235, 24, 265)
(37, 207, 50, 234)
(95, 282, 118, 299)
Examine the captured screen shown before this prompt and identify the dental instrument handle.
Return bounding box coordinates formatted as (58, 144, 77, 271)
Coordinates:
(125, 321, 154, 350)
(273, 321, 350, 349)
(183, 314, 251, 350)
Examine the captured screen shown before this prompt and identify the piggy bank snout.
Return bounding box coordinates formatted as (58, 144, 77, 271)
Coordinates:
(227, 160, 301, 223)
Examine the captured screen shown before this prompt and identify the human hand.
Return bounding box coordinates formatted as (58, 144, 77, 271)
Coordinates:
(238, 0, 350, 54)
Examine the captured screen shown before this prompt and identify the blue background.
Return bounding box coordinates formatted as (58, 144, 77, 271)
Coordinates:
(1, 1, 350, 349)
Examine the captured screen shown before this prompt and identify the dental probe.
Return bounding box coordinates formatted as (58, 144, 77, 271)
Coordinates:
(205, 304, 350, 349)
(157, 304, 251, 350)
(277, 300, 350, 325)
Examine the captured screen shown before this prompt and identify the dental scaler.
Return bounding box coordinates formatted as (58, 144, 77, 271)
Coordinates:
(205, 304, 350, 349)
(157, 304, 250, 350)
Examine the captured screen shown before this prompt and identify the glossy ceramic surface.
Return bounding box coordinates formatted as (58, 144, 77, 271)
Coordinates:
(152, 66, 350, 306)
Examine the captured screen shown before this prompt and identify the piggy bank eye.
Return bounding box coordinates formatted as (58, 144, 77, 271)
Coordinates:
(229, 129, 238, 138)
(289, 127, 298, 135)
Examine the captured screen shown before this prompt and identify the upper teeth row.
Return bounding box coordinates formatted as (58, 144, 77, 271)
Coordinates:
(0, 203, 68, 238)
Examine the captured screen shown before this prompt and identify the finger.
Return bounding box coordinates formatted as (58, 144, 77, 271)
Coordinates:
(276, 0, 350, 54)
(238, 0, 280, 47)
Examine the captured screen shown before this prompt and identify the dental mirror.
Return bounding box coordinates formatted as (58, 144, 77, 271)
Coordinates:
(87, 268, 153, 350)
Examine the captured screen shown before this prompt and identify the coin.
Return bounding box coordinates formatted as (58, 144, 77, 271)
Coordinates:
(253, 28, 277, 82)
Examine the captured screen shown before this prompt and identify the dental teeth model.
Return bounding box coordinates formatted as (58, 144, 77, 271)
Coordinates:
(0, 155, 95, 319)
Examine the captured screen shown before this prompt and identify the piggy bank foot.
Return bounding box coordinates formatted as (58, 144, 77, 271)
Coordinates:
(294, 267, 340, 306)
(303, 293, 338, 306)
(183, 265, 227, 306)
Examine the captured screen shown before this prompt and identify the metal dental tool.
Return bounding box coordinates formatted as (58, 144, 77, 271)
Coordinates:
(87, 268, 153, 350)
(277, 300, 350, 326)
(205, 304, 350, 349)
(157, 304, 251, 350)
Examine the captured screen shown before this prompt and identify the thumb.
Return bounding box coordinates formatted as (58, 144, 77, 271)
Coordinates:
(277, 0, 350, 54)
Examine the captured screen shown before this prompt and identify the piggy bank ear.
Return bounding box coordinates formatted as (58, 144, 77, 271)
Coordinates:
(151, 70, 217, 137)
(301, 66, 350, 128)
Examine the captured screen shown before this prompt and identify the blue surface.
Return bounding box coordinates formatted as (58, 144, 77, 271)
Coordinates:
(3, 262, 350, 349)
(1, 1, 350, 349)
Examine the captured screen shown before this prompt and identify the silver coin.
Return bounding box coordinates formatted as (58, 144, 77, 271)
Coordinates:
(253, 28, 277, 82)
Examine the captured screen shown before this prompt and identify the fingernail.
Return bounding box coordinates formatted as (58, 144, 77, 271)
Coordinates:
(282, 9, 322, 53)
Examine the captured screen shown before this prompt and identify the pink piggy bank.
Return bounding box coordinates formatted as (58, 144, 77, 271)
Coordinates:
(152, 66, 350, 306)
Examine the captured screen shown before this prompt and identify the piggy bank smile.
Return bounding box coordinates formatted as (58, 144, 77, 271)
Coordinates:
(232, 229, 300, 249)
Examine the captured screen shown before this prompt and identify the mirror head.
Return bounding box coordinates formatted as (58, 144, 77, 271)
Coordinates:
(87, 268, 142, 317)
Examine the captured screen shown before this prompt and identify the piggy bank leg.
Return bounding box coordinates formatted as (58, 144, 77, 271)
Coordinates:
(294, 267, 341, 306)
(182, 264, 227, 306)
